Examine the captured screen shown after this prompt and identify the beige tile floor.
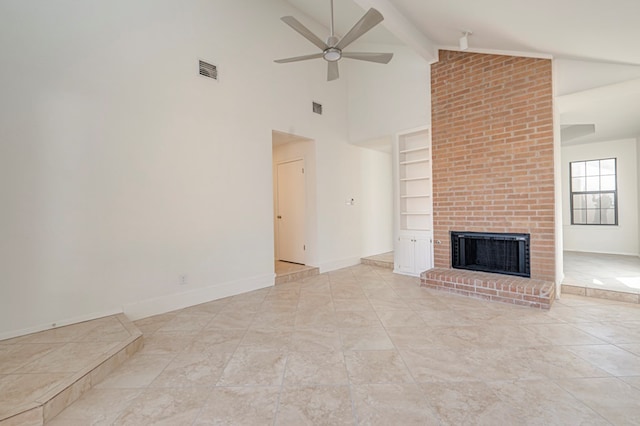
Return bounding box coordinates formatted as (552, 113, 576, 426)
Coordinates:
(0, 314, 141, 424)
(563, 251, 640, 295)
(44, 264, 640, 425)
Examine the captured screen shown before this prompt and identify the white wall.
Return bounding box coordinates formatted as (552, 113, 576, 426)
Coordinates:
(342, 42, 428, 260)
(554, 59, 640, 96)
(347, 44, 431, 144)
(359, 148, 393, 257)
(0, 0, 401, 338)
(562, 138, 639, 255)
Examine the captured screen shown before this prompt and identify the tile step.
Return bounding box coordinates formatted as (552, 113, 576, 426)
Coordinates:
(0, 314, 143, 425)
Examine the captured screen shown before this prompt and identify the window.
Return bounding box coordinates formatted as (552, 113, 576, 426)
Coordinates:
(570, 158, 617, 225)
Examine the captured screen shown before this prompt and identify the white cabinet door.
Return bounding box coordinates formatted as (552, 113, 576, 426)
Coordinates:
(395, 233, 433, 276)
(414, 235, 432, 272)
(395, 236, 415, 274)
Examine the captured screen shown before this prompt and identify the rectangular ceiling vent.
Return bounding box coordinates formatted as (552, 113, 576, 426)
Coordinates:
(199, 60, 218, 81)
(312, 102, 323, 115)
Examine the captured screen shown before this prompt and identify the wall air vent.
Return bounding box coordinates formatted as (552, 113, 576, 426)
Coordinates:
(199, 60, 218, 80)
(312, 102, 322, 115)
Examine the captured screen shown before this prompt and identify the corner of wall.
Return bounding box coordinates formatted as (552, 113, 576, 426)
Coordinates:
(552, 58, 565, 293)
(637, 135, 640, 256)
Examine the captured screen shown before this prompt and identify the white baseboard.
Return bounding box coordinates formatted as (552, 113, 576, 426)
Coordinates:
(564, 249, 640, 257)
(317, 257, 361, 274)
(123, 273, 275, 321)
(0, 308, 124, 341)
(393, 268, 419, 277)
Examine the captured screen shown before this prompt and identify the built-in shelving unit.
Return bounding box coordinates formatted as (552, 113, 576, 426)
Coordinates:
(397, 130, 432, 232)
(394, 127, 434, 276)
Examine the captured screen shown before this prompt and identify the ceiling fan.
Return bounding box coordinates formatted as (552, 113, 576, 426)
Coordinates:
(274, 0, 393, 81)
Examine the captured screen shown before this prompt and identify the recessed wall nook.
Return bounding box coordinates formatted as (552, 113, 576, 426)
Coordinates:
(394, 127, 434, 277)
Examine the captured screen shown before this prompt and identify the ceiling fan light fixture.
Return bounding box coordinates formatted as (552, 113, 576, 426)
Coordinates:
(324, 48, 342, 62)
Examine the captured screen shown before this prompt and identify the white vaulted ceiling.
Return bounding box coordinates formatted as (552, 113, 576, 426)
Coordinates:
(284, 0, 640, 144)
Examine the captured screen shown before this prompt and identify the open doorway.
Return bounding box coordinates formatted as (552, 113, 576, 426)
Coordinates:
(272, 130, 319, 283)
(560, 139, 640, 301)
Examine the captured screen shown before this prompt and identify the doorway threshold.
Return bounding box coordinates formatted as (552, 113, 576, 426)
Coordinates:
(561, 284, 639, 304)
(562, 251, 640, 304)
(275, 261, 319, 284)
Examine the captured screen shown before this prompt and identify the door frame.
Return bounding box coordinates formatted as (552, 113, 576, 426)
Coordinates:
(272, 130, 318, 270)
(275, 157, 306, 264)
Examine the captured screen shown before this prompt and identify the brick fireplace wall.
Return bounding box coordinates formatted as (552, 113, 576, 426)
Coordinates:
(430, 50, 555, 282)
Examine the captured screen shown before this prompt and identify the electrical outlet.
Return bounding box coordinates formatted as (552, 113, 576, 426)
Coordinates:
(179, 274, 188, 286)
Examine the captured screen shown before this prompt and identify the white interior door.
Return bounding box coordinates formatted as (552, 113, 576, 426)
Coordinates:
(277, 159, 305, 264)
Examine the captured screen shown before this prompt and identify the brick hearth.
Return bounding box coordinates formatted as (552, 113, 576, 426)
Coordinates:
(421, 268, 555, 310)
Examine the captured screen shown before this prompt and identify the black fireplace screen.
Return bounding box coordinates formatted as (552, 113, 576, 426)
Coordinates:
(451, 232, 530, 278)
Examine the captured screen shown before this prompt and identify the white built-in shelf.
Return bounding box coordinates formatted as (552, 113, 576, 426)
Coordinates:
(400, 176, 430, 182)
(400, 194, 431, 199)
(399, 146, 429, 154)
(396, 127, 433, 272)
(399, 158, 430, 165)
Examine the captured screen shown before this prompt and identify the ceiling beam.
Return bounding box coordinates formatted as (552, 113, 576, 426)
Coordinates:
(351, 0, 438, 62)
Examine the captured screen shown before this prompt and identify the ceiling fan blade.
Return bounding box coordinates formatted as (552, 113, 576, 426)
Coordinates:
(342, 52, 393, 64)
(274, 53, 324, 63)
(327, 61, 339, 81)
(281, 16, 329, 51)
(335, 8, 383, 50)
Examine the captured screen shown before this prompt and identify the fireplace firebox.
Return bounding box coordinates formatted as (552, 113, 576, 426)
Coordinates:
(451, 231, 530, 278)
